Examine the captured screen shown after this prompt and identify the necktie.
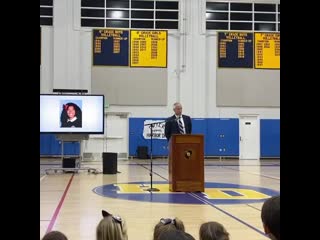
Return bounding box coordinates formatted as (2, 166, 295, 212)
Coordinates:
(178, 117, 184, 134)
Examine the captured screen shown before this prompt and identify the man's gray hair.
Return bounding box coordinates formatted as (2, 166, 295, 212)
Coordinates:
(173, 102, 182, 108)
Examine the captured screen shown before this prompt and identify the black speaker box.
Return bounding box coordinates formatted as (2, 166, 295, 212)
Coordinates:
(137, 146, 148, 159)
(102, 152, 118, 174)
(62, 157, 76, 168)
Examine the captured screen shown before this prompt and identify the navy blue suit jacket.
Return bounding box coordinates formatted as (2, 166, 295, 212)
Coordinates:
(164, 114, 192, 141)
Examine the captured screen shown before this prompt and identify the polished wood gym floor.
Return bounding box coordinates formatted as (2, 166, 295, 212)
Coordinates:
(40, 158, 280, 240)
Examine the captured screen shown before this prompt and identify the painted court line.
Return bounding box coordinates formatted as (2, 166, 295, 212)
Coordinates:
(138, 163, 268, 237)
(246, 204, 262, 211)
(125, 162, 279, 167)
(40, 175, 46, 182)
(188, 192, 266, 236)
(221, 166, 280, 181)
(46, 174, 74, 233)
(135, 162, 168, 181)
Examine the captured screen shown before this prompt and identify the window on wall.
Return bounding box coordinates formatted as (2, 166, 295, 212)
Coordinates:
(131, 0, 153, 29)
(81, 0, 179, 29)
(40, 0, 53, 26)
(206, 1, 280, 32)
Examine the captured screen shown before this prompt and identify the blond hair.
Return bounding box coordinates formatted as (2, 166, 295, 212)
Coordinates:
(96, 216, 128, 240)
(199, 222, 229, 240)
(153, 217, 185, 240)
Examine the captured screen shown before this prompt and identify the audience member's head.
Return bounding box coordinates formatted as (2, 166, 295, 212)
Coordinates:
(261, 195, 280, 240)
(184, 232, 196, 240)
(159, 229, 195, 240)
(153, 217, 185, 240)
(199, 221, 229, 240)
(42, 231, 68, 240)
(96, 210, 128, 240)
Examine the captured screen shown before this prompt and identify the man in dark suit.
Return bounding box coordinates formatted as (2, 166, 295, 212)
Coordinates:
(165, 102, 192, 141)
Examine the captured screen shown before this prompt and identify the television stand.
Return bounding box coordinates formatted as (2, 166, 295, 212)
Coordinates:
(45, 134, 97, 174)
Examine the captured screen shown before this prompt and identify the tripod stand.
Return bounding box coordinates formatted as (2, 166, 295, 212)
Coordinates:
(144, 121, 166, 192)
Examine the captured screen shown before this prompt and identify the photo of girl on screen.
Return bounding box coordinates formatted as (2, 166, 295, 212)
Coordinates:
(60, 102, 82, 128)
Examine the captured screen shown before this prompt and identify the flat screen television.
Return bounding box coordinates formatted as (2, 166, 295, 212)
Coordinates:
(40, 94, 105, 134)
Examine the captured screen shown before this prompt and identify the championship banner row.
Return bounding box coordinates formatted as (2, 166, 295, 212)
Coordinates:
(93, 29, 167, 68)
(218, 32, 280, 69)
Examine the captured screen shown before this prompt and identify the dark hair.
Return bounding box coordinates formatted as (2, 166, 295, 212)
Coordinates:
(158, 229, 195, 240)
(261, 195, 280, 240)
(153, 217, 185, 240)
(199, 222, 229, 240)
(60, 102, 82, 127)
(184, 232, 196, 240)
(42, 231, 68, 240)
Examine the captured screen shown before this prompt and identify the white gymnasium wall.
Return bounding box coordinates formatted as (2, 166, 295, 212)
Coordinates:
(40, 0, 280, 156)
(40, 26, 53, 94)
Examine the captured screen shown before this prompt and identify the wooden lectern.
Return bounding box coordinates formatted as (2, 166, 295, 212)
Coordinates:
(168, 134, 204, 192)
